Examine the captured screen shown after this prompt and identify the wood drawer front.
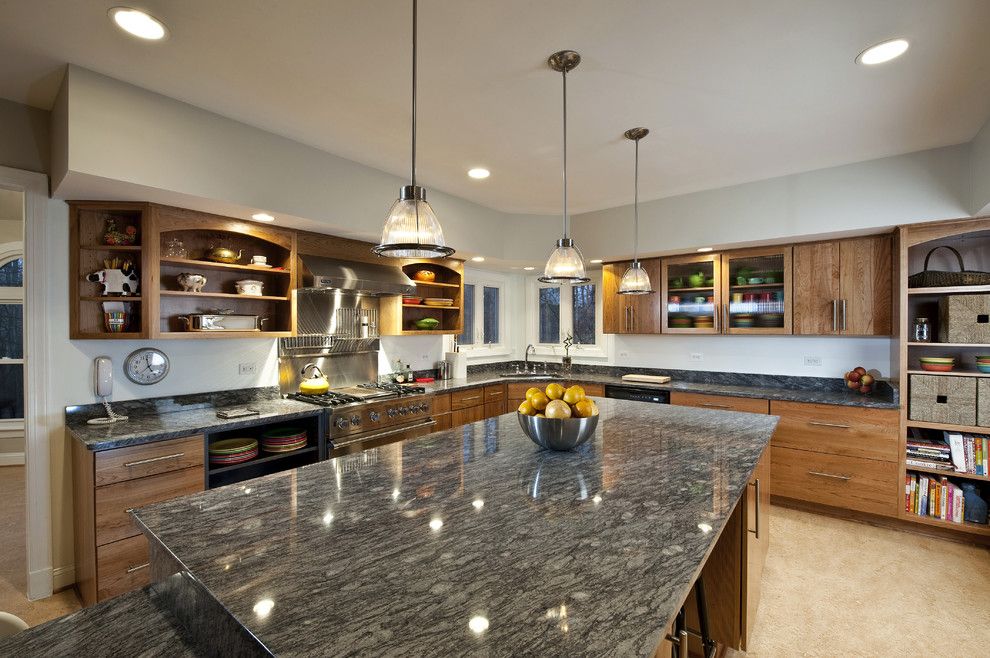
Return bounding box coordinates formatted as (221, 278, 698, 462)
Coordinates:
(432, 393, 450, 414)
(485, 400, 507, 418)
(484, 384, 506, 401)
(95, 466, 203, 546)
(450, 405, 486, 427)
(769, 401, 898, 462)
(95, 434, 204, 486)
(770, 446, 898, 517)
(671, 392, 769, 414)
(576, 383, 605, 397)
(97, 534, 150, 601)
(451, 387, 485, 410)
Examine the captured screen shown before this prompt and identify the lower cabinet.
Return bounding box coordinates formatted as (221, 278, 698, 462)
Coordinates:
(670, 391, 770, 414)
(445, 384, 509, 430)
(73, 434, 205, 606)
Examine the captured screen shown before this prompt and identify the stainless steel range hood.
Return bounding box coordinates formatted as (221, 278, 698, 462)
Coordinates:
(297, 255, 415, 296)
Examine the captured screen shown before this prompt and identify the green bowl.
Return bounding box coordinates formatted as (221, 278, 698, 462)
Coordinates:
(414, 318, 441, 330)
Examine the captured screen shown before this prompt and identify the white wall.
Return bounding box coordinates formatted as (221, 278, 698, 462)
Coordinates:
(971, 117, 990, 215)
(0, 97, 49, 175)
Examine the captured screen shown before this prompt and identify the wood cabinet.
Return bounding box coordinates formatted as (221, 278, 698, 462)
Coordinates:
(444, 384, 508, 429)
(602, 258, 662, 334)
(793, 235, 892, 336)
(769, 401, 898, 462)
(661, 253, 722, 334)
(670, 391, 770, 414)
(380, 262, 464, 335)
(720, 246, 792, 334)
(743, 445, 770, 646)
(73, 434, 205, 606)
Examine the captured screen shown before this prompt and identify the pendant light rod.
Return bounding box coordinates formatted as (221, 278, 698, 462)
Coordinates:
(549, 50, 580, 239)
(624, 127, 649, 264)
(561, 62, 568, 238)
(410, 0, 417, 189)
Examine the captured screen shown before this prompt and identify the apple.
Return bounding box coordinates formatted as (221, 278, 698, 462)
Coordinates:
(859, 384, 872, 394)
(854, 366, 867, 375)
(847, 370, 861, 383)
(860, 373, 874, 386)
(847, 379, 861, 389)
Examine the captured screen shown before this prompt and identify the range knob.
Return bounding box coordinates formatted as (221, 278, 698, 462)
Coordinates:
(369, 411, 380, 422)
(335, 417, 350, 430)
(350, 415, 361, 426)
(399, 406, 408, 415)
(387, 408, 398, 418)
(413, 403, 425, 413)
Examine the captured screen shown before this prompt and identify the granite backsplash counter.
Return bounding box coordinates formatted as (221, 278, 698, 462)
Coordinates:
(132, 399, 778, 657)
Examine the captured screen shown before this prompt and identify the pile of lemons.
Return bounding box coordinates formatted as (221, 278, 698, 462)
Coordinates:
(517, 383, 600, 419)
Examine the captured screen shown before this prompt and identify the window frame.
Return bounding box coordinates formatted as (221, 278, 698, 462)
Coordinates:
(0, 243, 25, 427)
(526, 272, 608, 360)
(457, 270, 510, 359)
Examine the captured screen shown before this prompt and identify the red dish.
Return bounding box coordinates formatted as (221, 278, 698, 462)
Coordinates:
(919, 363, 954, 372)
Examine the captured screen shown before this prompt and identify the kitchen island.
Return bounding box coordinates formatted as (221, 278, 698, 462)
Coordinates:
(126, 398, 777, 656)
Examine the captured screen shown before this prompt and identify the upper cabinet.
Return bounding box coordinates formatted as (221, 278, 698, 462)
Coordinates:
(721, 246, 792, 335)
(380, 261, 464, 336)
(603, 259, 661, 334)
(661, 253, 722, 334)
(793, 235, 892, 336)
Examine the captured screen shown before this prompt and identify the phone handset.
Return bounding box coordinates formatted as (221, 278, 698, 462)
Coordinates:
(87, 356, 129, 425)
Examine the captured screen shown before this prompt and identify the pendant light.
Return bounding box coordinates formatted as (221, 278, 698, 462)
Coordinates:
(618, 127, 653, 294)
(373, 0, 454, 259)
(539, 50, 590, 285)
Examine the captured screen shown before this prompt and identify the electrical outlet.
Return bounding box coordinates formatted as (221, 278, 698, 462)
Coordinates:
(804, 356, 823, 367)
(690, 352, 704, 361)
(619, 351, 629, 357)
(238, 362, 258, 376)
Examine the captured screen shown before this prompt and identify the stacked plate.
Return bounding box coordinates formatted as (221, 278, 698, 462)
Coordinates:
(756, 313, 783, 327)
(975, 355, 990, 373)
(919, 357, 955, 372)
(693, 316, 714, 329)
(261, 427, 308, 453)
(733, 313, 755, 328)
(423, 298, 454, 307)
(209, 438, 258, 466)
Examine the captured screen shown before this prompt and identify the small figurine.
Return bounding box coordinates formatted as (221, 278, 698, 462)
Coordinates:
(177, 272, 207, 293)
(87, 258, 139, 296)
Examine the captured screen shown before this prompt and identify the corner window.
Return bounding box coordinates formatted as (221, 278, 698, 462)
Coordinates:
(0, 254, 24, 421)
(529, 273, 606, 359)
(458, 273, 508, 357)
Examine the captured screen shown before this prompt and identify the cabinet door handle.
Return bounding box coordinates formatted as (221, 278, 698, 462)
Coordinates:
(460, 395, 482, 402)
(831, 300, 837, 332)
(123, 452, 185, 468)
(748, 478, 761, 539)
(808, 470, 851, 481)
(126, 562, 150, 574)
(808, 421, 851, 429)
(841, 299, 847, 331)
(700, 403, 731, 409)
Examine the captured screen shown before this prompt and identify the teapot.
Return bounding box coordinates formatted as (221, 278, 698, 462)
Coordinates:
(206, 246, 243, 264)
(298, 363, 329, 395)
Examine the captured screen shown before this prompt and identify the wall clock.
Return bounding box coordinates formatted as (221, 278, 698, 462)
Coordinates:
(124, 348, 170, 385)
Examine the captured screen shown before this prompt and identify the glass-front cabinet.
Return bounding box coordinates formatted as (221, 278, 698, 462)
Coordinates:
(661, 253, 722, 334)
(720, 246, 792, 334)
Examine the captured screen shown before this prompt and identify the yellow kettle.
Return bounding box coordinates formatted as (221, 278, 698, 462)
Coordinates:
(299, 363, 329, 395)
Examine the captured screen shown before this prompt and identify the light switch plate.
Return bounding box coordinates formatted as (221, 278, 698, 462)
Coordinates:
(690, 352, 704, 361)
(804, 356, 823, 367)
(238, 362, 258, 376)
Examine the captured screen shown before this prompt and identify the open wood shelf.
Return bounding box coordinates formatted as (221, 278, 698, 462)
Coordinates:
(907, 342, 990, 348)
(402, 304, 459, 310)
(907, 419, 989, 434)
(158, 330, 293, 339)
(79, 296, 142, 302)
(907, 285, 990, 295)
(906, 369, 990, 378)
(160, 257, 291, 275)
(906, 465, 990, 483)
(159, 290, 289, 302)
(80, 245, 142, 252)
(667, 286, 714, 293)
(727, 282, 784, 289)
(902, 511, 990, 536)
(208, 446, 318, 475)
(412, 280, 460, 289)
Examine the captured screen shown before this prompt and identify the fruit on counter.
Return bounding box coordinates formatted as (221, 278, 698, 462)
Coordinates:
(572, 398, 599, 418)
(529, 391, 550, 412)
(525, 387, 543, 401)
(859, 373, 874, 386)
(846, 378, 860, 389)
(545, 383, 565, 400)
(843, 366, 877, 395)
(846, 370, 861, 383)
(535, 413, 546, 418)
(518, 400, 536, 416)
(544, 399, 573, 419)
(562, 385, 585, 405)
(853, 366, 867, 376)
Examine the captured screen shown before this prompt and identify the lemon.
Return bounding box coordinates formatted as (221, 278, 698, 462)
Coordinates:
(529, 391, 550, 411)
(562, 385, 585, 405)
(544, 399, 573, 419)
(535, 413, 546, 418)
(572, 399, 595, 418)
(525, 387, 543, 401)
(518, 400, 536, 416)
(545, 383, 565, 400)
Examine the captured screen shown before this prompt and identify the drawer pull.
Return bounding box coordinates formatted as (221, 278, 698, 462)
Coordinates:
(460, 395, 482, 402)
(808, 470, 851, 481)
(126, 562, 150, 574)
(749, 478, 761, 539)
(700, 403, 731, 409)
(807, 421, 851, 429)
(123, 452, 185, 468)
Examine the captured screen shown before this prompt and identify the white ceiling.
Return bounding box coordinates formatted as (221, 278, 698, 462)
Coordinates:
(1, 0, 989, 215)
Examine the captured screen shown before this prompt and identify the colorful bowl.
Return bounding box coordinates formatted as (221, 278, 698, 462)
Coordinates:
(919, 357, 955, 364)
(413, 270, 436, 282)
(402, 297, 422, 305)
(920, 363, 954, 372)
(414, 317, 441, 330)
(976, 363, 990, 373)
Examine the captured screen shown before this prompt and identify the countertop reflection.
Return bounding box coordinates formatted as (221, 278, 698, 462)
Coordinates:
(133, 399, 777, 657)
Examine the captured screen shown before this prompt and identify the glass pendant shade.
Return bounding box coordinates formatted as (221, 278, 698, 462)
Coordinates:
(373, 186, 453, 258)
(539, 238, 588, 284)
(618, 260, 652, 294)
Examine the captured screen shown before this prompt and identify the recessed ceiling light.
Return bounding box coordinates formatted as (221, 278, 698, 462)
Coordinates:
(696, 247, 713, 253)
(109, 7, 168, 40)
(467, 168, 490, 179)
(856, 38, 909, 65)
(523, 266, 535, 271)
(471, 256, 485, 262)
(589, 259, 603, 264)
(251, 213, 276, 222)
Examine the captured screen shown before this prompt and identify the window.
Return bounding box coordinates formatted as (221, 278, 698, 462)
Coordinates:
(530, 274, 606, 358)
(571, 284, 596, 344)
(458, 274, 507, 356)
(0, 253, 24, 421)
(538, 287, 560, 343)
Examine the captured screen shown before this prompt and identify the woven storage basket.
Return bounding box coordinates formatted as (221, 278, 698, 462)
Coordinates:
(909, 374, 977, 426)
(979, 379, 990, 428)
(937, 294, 990, 343)
(908, 246, 990, 288)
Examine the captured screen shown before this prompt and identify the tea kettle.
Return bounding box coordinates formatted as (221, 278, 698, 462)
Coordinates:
(299, 363, 329, 395)
(206, 246, 243, 264)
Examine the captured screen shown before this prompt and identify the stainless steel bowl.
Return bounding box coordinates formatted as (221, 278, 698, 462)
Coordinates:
(517, 412, 599, 451)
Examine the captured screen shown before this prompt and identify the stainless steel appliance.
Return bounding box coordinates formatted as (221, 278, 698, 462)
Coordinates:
(324, 390, 436, 456)
(604, 384, 670, 404)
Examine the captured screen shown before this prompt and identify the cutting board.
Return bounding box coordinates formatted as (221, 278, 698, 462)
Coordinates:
(621, 374, 671, 384)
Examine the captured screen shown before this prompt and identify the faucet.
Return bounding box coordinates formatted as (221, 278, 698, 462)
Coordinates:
(524, 344, 536, 372)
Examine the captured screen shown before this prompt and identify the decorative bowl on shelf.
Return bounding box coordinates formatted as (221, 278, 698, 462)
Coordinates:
(976, 363, 990, 373)
(747, 277, 765, 285)
(402, 296, 422, 305)
(670, 278, 684, 288)
(919, 357, 955, 372)
(413, 270, 436, 282)
(688, 272, 706, 287)
(517, 412, 599, 451)
(235, 279, 264, 296)
(414, 317, 441, 330)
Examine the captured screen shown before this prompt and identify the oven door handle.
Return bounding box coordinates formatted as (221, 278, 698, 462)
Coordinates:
(331, 419, 437, 448)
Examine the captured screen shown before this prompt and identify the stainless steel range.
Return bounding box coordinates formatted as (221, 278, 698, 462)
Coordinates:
(322, 385, 435, 455)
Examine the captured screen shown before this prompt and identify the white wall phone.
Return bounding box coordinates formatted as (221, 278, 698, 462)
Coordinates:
(87, 356, 129, 425)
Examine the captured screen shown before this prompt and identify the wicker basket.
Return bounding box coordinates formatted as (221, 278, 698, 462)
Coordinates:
(908, 246, 990, 288)
(937, 294, 990, 343)
(908, 374, 977, 426)
(979, 379, 990, 428)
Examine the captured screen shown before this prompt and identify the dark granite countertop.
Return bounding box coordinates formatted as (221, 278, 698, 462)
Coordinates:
(133, 399, 778, 657)
(67, 397, 322, 451)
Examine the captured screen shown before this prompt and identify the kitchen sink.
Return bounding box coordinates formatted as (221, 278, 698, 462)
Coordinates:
(498, 372, 554, 380)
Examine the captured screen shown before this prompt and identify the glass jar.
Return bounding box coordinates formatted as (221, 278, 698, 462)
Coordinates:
(912, 317, 931, 343)
(163, 237, 187, 259)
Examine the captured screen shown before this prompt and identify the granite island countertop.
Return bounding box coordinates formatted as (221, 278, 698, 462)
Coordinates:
(132, 399, 778, 657)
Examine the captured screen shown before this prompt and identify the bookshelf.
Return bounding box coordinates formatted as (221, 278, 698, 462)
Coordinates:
(896, 217, 990, 538)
